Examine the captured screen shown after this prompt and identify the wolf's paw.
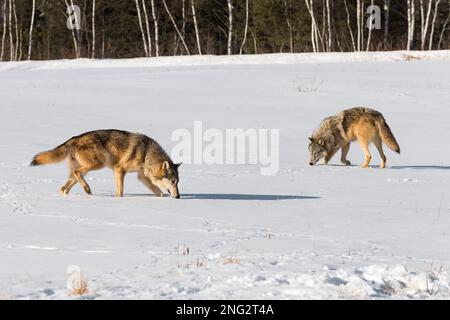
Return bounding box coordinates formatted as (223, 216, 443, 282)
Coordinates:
(342, 160, 351, 166)
(361, 164, 369, 168)
(60, 188, 69, 196)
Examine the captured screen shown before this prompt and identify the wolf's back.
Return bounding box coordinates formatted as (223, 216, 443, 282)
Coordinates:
(30, 141, 71, 166)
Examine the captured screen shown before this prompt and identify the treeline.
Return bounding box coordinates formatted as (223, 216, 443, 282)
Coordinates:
(0, 0, 449, 61)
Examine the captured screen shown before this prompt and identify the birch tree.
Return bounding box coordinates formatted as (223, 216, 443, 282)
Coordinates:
(162, 0, 190, 55)
(407, 0, 416, 50)
(150, 0, 159, 56)
(92, 0, 95, 58)
(357, 0, 361, 51)
(8, 0, 13, 60)
(428, 0, 442, 50)
(134, 0, 149, 57)
(142, 0, 152, 57)
(227, 0, 233, 55)
(344, 0, 356, 51)
(191, 0, 202, 55)
(384, 0, 390, 48)
(239, 0, 249, 54)
(326, 0, 332, 51)
(12, 0, 18, 60)
(65, 0, 80, 58)
(366, 0, 375, 51)
(419, 0, 433, 50)
(437, 2, 449, 49)
(283, 0, 293, 53)
(1, 0, 6, 61)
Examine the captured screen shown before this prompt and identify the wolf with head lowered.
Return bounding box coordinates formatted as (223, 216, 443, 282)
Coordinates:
(308, 107, 400, 168)
(31, 130, 181, 198)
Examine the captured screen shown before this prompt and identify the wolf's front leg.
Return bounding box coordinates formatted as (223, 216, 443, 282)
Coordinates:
(323, 148, 338, 165)
(340, 143, 351, 165)
(114, 167, 125, 197)
(137, 171, 163, 197)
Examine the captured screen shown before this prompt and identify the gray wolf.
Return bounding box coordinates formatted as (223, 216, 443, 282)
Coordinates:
(31, 129, 181, 198)
(308, 107, 400, 168)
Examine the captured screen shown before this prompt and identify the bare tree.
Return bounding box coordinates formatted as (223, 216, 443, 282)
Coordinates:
(12, 0, 18, 60)
(8, 0, 13, 60)
(356, 0, 361, 51)
(27, 0, 35, 60)
(384, 0, 390, 48)
(142, 0, 152, 57)
(407, 0, 416, 50)
(283, 0, 293, 53)
(366, 0, 375, 51)
(437, 2, 450, 49)
(305, 0, 320, 52)
(65, 0, 80, 58)
(227, 0, 233, 55)
(92, 0, 95, 58)
(191, 0, 202, 55)
(134, 0, 149, 57)
(150, 0, 159, 56)
(69, 0, 81, 58)
(419, 0, 433, 50)
(344, 0, 356, 51)
(428, 0, 442, 50)
(1, 0, 6, 61)
(326, 0, 332, 51)
(162, 0, 190, 55)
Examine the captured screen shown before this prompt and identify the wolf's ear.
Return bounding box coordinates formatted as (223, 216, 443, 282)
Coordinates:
(318, 138, 324, 146)
(174, 162, 182, 169)
(162, 161, 170, 171)
(308, 137, 314, 143)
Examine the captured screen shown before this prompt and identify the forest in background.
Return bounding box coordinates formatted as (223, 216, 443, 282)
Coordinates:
(0, 0, 449, 61)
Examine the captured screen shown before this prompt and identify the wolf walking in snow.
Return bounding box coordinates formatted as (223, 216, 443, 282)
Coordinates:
(308, 107, 400, 168)
(31, 129, 181, 198)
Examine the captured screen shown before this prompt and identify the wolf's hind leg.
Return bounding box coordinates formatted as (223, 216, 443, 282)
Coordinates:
(340, 143, 351, 165)
(72, 164, 103, 195)
(357, 138, 372, 168)
(60, 175, 77, 195)
(138, 171, 163, 197)
(373, 137, 386, 168)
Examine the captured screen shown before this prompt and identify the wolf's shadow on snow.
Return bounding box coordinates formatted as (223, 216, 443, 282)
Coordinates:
(180, 193, 318, 201)
(390, 165, 450, 170)
(124, 193, 318, 200)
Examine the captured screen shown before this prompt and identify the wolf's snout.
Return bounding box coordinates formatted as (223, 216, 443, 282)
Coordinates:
(309, 162, 313, 166)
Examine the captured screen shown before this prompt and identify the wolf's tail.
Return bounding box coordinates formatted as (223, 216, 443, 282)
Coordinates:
(30, 140, 71, 166)
(375, 114, 400, 154)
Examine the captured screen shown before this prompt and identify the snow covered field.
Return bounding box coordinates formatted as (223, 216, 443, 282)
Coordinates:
(0, 51, 450, 299)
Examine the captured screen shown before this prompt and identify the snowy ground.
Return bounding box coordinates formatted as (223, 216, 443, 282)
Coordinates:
(0, 52, 449, 299)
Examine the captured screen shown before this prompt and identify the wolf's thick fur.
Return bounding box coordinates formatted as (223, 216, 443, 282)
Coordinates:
(31, 129, 181, 198)
(308, 107, 400, 168)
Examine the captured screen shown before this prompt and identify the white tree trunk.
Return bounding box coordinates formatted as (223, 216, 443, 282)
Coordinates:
(1, 0, 6, 61)
(191, 0, 202, 55)
(384, 0, 390, 48)
(407, 0, 416, 50)
(420, 0, 432, 50)
(305, 0, 320, 52)
(239, 0, 249, 54)
(69, 0, 81, 58)
(142, 0, 152, 57)
(428, 0, 442, 50)
(357, 0, 361, 51)
(162, 0, 190, 55)
(150, 0, 159, 56)
(8, 0, 13, 61)
(27, 0, 35, 60)
(283, 0, 293, 53)
(366, 0, 374, 51)
(227, 0, 233, 55)
(344, 0, 356, 51)
(437, 2, 449, 49)
(65, 0, 80, 58)
(326, 0, 332, 51)
(92, 0, 95, 58)
(134, 0, 149, 57)
(12, 0, 18, 60)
